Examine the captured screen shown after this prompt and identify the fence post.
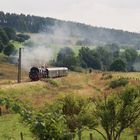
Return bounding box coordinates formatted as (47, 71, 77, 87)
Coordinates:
(70, 132, 75, 140)
(20, 132, 23, 140)
(134, 129, 138, 140)
(72, 133, 75, 140)
(69, 133, 71, 140)
(89, 132, 93, 140)
(0, 107, 2, 116)
(134, 135, 138, 140)
(78, 129, 81, 140)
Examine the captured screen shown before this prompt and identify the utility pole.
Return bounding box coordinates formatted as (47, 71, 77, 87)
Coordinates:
(17, 48, 21, 83)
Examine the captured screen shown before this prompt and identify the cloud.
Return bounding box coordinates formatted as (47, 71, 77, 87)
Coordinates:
(95, 0, 140, 9)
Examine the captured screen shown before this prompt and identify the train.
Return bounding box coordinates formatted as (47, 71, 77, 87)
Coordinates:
(29, 66, 68, 81)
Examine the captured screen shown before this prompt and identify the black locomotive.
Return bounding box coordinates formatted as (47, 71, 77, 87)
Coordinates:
(29, 66, 68, 81)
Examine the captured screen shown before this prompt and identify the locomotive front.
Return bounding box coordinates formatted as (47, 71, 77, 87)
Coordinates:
(29, 67, 40, 81)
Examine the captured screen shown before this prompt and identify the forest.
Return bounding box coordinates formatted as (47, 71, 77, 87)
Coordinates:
(0, 11, 140, 49)
(54, 45, 140, 72)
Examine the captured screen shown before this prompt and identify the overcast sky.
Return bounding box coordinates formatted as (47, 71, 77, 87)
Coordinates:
(0, 0, 140, 32)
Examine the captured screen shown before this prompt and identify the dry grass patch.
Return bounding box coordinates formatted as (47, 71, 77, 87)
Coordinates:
(1, 67, 140, 109)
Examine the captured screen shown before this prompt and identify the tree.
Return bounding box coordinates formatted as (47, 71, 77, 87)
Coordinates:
(3, 27, 16, 40)
(15, 33, 30, 42)
(105, 43, 120, 59)
(96, 46, 113, 71)
(61, 94, 85, 132)
(56, 47, 77, 69)
(78, 47, 101, 69)
(121, 48, 138, 71)
(110, 59, 126, 71)
(5, 98, 69, 140)
(3, 43, 16, 56)
(17, 94, 96, 140)
(0, 40, 4, 52)
(124, 48, 138, 62)
(92, 86, 140, 140)
(0, 28, 9, 44)
(30, 111, 67, 140)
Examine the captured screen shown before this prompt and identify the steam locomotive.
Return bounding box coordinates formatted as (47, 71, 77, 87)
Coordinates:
(29, 66, 68, 81)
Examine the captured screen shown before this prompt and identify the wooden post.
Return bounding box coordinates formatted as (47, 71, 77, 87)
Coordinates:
(78, 129, 81, 140)
(89, 132, 93, 140)
(20, 132, 23, 140)
(18, 48, 21, 83)
(0, 107, 2, 116)
(69, 132, 75, 140)
(134, 129, 138, 140)
(69, 132, 77, 140)
(134, 135, 137, 140)
(72, 133, 75, 140)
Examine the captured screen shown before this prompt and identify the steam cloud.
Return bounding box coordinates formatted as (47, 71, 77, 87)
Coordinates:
(21, 22, 76, 71)
(21, 46, 54, 71)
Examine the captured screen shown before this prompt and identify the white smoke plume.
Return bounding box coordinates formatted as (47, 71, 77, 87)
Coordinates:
(21, 46, 54, 71)
(30, 23, 77, 46)
(20, 22, 77, 71)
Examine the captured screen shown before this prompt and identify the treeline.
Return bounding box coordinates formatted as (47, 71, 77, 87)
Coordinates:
(0, 26, 16, 56)
(0, 11, 55, 33)
(0, 11, 140, 48)
(0, 26, 30, 56)
(54, 44, 140, 72)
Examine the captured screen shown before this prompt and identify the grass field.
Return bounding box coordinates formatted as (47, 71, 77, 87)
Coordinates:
(0, 114, 33, 140)
(0, 61, 140, 139)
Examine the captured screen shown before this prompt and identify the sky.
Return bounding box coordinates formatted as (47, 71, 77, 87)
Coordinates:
(0, 0, 140, 32)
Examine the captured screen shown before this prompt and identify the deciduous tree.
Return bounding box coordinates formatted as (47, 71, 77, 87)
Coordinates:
(92, 86, 140, 140)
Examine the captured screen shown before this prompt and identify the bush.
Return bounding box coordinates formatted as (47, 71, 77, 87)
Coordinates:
(3, 43, 16, 56)
(47, 79, 59, 87)
(0, 72, 4, 76)
(110, 59, 126, 71)
(101, 73, 112, 80)
(70, 66, 84, 72)
(109, 78, 128, 88)
(15, 34, 30, 42)
(30, 112, 68, 140)
(0, 40, 4, 53)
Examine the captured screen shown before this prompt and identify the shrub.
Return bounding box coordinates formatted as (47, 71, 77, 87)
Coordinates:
(0, 72, 4, 76)
(105, 74, 112, 79)
(30, 112, 68, 140)
(101, 74, 112, 80)
(3, 43, 16, 56)
(47, 79, 59, 87)
(70, 66, 84, 72)
(109, 78, 128, 88)
(15, 34, 30, 42)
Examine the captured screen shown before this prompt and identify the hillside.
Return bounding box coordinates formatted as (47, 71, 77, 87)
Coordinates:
(0, 11, 140, 48)
(0, 61, 140, 108)
(1, 61, 140, 139)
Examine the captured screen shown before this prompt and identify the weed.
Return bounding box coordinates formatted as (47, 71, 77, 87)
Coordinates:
(47, 79, 59, 87)
(109, 78, 129, 88)
(0, 72, 4, 76)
